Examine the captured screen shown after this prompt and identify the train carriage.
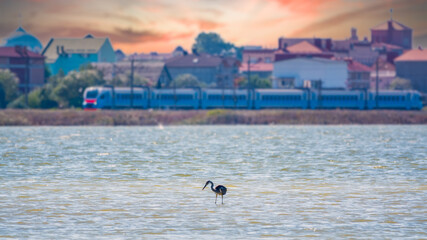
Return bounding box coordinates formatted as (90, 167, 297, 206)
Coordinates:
(83, 86, 149, 109)
(311, 90, 365, 109)
(201, 89, 252, 109)
(367, 90, 421, 110)
(254, 89, 308, 109)
(150, 88, 200, 109)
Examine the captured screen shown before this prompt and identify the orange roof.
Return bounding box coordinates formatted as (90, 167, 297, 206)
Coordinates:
(395, 49, 427, 62)
(286, 41, 322, 54)
(371, 20, 411, 31)
(347, 60, 371, 72)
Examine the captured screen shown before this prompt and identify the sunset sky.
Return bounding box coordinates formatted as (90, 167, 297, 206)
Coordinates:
(0, 0, 426, 54)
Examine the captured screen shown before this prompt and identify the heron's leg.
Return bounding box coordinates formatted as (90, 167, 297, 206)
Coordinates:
(222, 195, 224, 204)
(215, 194, 217, 204)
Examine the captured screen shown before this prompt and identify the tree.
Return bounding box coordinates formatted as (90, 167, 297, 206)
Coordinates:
(389, 77, 412, 90)
(27, 86, 58, 109)
(238, 75, 272, 88)
(169, 74, 206, 88)
(0, 69, 19, 108)
(52, 69, 105, 108)
(192, 32, 242, 60)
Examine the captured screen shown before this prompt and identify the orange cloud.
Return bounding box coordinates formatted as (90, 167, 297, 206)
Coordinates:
(176, 18, 224, 30)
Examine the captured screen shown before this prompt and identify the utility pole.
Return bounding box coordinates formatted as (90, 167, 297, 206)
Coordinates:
(318, 80, 322, 109)
(25, 51, 29, 107)
(247, 56, 251, 107)
(130, 58, 134, 108)
(376, 57, 379, 109)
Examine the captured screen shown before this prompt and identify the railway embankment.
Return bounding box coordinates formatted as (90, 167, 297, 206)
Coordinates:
(1, 109, 426, 126)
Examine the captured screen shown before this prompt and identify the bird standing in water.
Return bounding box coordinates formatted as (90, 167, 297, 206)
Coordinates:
(203, 180, 227, 204)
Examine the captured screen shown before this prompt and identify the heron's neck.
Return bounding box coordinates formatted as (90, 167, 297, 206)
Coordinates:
(208, 181, 216, 192)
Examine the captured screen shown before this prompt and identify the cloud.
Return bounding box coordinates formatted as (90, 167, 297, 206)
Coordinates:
(289, 0, 410, 37)
(176, 18, 224, 30)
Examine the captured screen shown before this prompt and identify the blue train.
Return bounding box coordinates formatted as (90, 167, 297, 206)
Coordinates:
(83, 86, 423, 110)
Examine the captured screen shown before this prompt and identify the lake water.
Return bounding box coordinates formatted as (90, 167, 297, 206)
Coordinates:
(0, 125, 426, 239)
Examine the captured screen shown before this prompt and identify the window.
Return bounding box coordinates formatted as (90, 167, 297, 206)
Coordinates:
(86, 90, 98, 98)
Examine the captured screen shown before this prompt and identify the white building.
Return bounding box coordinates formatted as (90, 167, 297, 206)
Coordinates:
(273, 57, 348, 89)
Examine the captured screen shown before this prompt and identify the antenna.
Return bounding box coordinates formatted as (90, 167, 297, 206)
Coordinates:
(390, 8, 393, 21)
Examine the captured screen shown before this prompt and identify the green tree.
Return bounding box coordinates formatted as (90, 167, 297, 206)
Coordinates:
(389, 77, 412, 90)
(0, 69, 20, 108)
(238, 75, 272, 88)
(169, 74, 206, 88)
(52, 69, 105, 108)
(27, 86, 58, 109)
(192, 32, 242, 60)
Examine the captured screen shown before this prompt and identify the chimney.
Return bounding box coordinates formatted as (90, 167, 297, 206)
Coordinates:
(351, 28, 358, 41)
(419, 46, 423, 50)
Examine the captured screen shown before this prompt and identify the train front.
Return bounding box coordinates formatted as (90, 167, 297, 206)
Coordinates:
(83, 87, 99, 110)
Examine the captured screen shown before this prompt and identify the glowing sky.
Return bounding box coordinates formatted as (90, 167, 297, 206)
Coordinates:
(0, 0, 426, 53)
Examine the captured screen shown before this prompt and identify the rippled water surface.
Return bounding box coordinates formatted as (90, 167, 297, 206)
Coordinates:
(0, 125, 426, 239)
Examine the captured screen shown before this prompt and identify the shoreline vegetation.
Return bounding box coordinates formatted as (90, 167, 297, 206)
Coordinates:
(1, 109, 426, 126)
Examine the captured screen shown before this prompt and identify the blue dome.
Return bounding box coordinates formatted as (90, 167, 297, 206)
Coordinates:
(2, 26, 43, 53)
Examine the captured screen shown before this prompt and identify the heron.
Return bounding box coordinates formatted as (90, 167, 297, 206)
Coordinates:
(203, 180, 227, 204)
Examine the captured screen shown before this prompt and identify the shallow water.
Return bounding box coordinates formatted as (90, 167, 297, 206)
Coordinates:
(0, 125, 426, 239)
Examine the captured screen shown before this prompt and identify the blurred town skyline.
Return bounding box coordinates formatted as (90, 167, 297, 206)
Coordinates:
(1, 0, 426, 53)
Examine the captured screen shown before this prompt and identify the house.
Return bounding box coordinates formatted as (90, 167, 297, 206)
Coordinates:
(0, 46, 45, 91)
(394, 48, 427, 93)
(242, 48, 276, 64)
(370, 56, 396, 90)
(165, 54, 240, 88)
(273, 57, 347, 89)
(42, 34, 116, 75)
(92, 61, 172, 87)
(346, 59, 371, 90)
(371, 19, 412, 49)
(278, 37, 332, 51)
(239, 63, 273, 79)
(275, 41, 334, 62)
(241, 48, 275, 79)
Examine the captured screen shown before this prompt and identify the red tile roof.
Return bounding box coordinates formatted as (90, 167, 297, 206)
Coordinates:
(346, 60, 371, 72)
(371, 20, 411, 31)
(0, 46, 44, 58)
(286, 41, 322, 54)
(394, 49, 427, 62)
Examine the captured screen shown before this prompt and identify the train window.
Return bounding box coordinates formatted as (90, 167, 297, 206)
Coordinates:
(100, 94, 105, 99)
(86, 90, 98, 98)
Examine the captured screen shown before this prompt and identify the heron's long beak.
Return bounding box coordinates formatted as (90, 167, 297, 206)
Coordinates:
(202, 183, 208, 190)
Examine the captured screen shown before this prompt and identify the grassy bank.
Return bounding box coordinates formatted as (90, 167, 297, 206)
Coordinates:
(0, 109, 426, 126)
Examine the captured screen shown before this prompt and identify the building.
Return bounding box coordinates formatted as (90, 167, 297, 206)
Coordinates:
(239, 63, 273, 79)
(394, 48, 427, 93)
(165, 54, 240, 88)
(275, 41, 334, 62)
(241, 48, 275, 79)
(42, 34, 116, 75)
(278, 37, 332, 51)
(92, 61, 172, 87)
(273, 57, 347, 89)
(371, 19, 412, 50)
(0, 46, 45, 91)
(370, 56, 396, 90)
(346, 59, 371, 90)
(1, 26, 43, 53)
(242, 48, 276, 64)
